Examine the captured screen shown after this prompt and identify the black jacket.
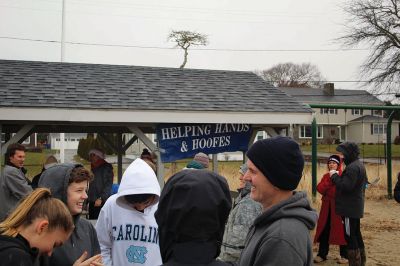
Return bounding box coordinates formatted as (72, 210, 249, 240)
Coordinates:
(332, 142, 367, 218)
(394, 173, 400, 203)
(88, 160, 113, 202)
(0, 234, 39, 266)
(155, 170, 233, 266)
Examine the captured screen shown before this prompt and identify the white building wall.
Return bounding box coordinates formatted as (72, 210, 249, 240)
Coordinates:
(50, 133, 87, 149)
(347, 122, 399, 143)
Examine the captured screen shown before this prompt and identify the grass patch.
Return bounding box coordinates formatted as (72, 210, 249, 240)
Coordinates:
(18, 150, 57, 179)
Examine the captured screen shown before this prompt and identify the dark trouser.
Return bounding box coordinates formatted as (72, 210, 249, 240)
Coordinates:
(344, 217, 365, 266)
(318, 208, 347, 259)
(344, 217, 364, 250)
(88, 201, 103, 219)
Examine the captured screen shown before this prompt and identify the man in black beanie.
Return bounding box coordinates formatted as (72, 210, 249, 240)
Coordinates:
(238, 136, 317, 266)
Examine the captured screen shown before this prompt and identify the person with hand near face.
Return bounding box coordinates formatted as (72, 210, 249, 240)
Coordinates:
(95, 158, 162, 266)
(0, 188, 74, 266)
(314, 155, 347, 264)
(88, 149, 113, 220)
(38, 164, 103, 266)
(219, 164, 262, 263)
(0, 143, 33, 221)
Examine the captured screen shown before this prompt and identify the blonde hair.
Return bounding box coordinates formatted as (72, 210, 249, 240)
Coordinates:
(0, 188, 74, 237)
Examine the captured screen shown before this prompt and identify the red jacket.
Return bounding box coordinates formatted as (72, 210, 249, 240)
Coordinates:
(314, 163, 346, 245)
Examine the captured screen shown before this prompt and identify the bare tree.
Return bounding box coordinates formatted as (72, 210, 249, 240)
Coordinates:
(168, 30, 208, 68)
(256, 62, 326, 88)
(339, 0, 400, 90)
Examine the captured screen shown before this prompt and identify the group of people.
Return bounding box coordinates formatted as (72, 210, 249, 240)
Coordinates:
(314, 142, 368, 266)
(0, 137, 372, 265)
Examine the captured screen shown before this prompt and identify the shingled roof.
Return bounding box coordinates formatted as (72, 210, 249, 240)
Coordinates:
(0, 60, 311, 113)
(348, 115, 398, 123)
(279, 87, 383, 105)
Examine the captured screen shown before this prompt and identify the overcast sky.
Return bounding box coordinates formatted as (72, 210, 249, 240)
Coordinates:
(0, 0, 381, 94)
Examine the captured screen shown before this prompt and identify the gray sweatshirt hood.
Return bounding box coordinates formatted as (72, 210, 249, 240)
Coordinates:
(38, 163, 82, 205)
(254, 191, 317, 230)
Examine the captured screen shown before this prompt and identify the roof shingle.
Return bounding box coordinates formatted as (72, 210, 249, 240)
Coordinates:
(0, 60, 311, 113)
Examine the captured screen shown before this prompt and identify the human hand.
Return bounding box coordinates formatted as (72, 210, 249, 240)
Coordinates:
(73, 251, 104, 266)
(329, 170, 338, 177)
(94, 198, 102, 207)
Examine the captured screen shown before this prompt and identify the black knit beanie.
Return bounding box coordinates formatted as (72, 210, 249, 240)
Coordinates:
(246, 136, 304, 191)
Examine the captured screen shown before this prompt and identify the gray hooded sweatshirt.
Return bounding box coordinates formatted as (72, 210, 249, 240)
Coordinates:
(38, 163, 100, 266)
(238, 191, 317, 266)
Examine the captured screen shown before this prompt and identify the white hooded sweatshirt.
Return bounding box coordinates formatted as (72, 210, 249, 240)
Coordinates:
(96, 158, 162, 266)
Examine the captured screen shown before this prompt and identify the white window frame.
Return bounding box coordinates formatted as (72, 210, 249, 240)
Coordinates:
(351, 109, 363, 115)
(320, 108, 338, 115)
(299, 125, 323, 139)
(372, 123, 386, 135)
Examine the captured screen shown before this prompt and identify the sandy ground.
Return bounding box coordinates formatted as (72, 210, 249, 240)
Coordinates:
(312, 198, 400, 266)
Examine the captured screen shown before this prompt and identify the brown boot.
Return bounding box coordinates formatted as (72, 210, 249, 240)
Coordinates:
(347, 249, 361, 266)
(360, 248, 366, 266)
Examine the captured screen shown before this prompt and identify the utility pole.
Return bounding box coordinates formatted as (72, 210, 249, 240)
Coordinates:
(59, 0, 66, 163)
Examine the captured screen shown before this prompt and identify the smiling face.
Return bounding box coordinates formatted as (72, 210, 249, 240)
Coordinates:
(9, 150, 25, 168)
(238, 172, 246, 189)
(244, 159, 278, 210)
(67, 181, 88, 215)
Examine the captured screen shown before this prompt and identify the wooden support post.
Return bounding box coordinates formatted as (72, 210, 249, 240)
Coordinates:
(117, 133, 123, 183)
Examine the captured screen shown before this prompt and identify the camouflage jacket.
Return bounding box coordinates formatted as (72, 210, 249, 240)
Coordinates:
(219, 183, 262, 263)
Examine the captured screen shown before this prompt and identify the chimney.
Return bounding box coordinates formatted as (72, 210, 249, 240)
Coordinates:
(323, 83, 334, 96)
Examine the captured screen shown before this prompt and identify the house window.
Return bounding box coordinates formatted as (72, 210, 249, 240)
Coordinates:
(299, 125, 323, 139)
(351, 109, 363, 115)
(371, 123, 386, 135)
(372, 110, 383, 116)
(320, 108, 338, 115)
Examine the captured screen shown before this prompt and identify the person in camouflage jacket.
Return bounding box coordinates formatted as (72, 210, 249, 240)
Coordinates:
(219, 164, 262, 263)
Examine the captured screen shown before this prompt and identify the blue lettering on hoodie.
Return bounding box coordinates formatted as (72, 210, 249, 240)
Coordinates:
(112, 224, 158, 245)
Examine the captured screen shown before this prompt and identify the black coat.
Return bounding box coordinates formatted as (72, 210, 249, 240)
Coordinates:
(0, 234, 39, 266)
(333, 142, 367, 218)
(155, 170, 233, 266)
(394, 173, 400, 203)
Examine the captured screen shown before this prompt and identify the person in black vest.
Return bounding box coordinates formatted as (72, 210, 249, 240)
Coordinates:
(331, 142, 368, 266)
